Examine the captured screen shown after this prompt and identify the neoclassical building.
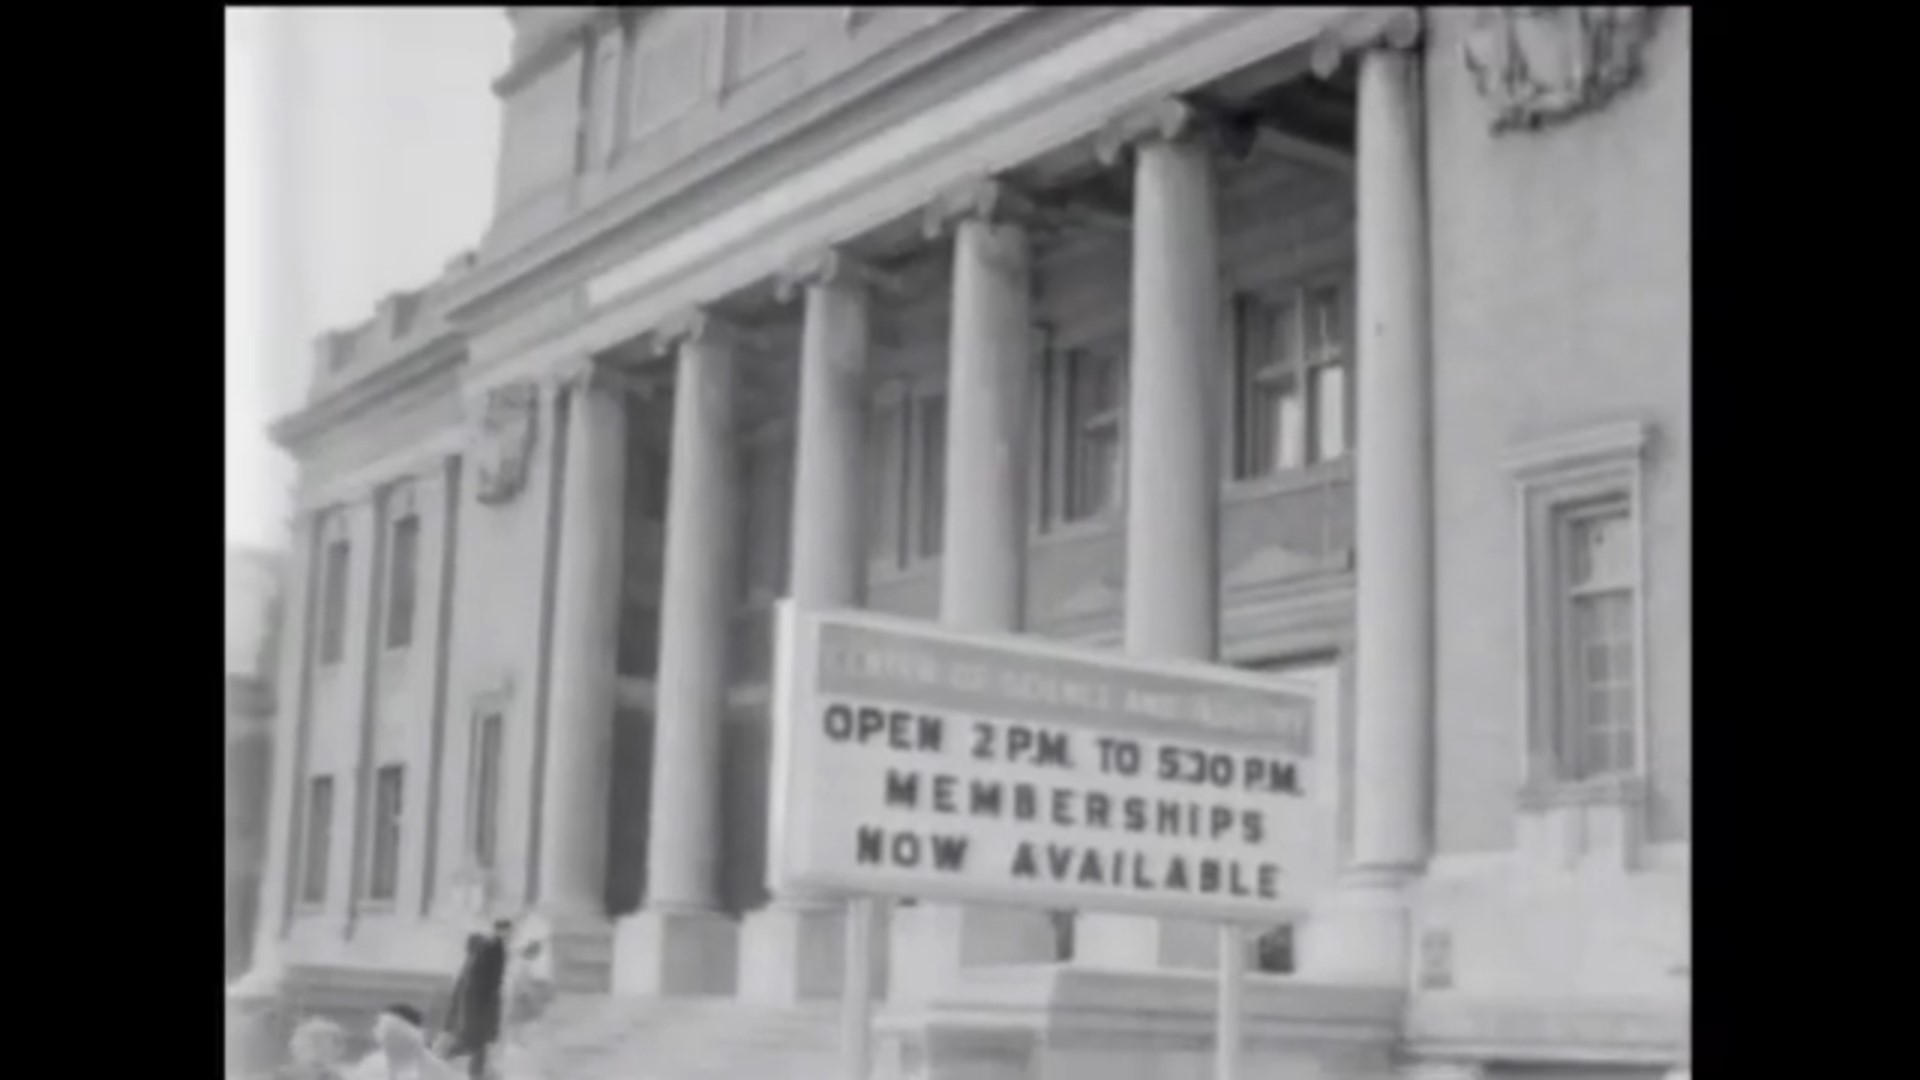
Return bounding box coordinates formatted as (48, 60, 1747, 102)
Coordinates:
(235, 8, 1689, 1079)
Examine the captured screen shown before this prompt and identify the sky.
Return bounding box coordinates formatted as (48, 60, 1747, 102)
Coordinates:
(224, 8, 509, 552)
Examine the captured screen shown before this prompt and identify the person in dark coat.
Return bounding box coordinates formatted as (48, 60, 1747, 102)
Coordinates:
(442, 921, 510, 1078)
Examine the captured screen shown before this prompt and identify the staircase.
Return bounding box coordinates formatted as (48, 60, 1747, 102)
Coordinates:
(516, 995, 844, 1080)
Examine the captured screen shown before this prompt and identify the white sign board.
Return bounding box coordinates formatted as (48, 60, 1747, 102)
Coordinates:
(767, 603, 1337, 924)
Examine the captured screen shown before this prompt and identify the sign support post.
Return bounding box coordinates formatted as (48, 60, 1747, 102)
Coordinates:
(1214, 922, 1245, 1080)
(841, 896, 877, 1080)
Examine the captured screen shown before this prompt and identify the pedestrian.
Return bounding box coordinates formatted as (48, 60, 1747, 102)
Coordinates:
(442, 921, 510, 1078)
(348, 1004, 463, 1080)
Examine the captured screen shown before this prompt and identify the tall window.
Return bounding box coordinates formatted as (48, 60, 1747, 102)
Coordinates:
(301, 775, 335, 905)
(319, 539, 351, 665)
(367, 765, 405, 902)
(1063, 347, 1125, 523)
(866, 383, 946, 571)
(470, 714, 504, 870)
(914, 395, 947, 561)
(1232, 277, 1351, 481)
(1555, 498, 1637, 781)
(385, 514, 420, 649)
(1508, 419, 1650, 797)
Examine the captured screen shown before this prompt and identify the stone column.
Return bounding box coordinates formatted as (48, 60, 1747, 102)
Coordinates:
(613, 310, 743, 996)
(1074, 99, 1244, 972)
(531, 360, 628, 952)
(736, 249, 879, 1004)
(888, 179, 1058, 1003)
(1301, 11, 1433, 987)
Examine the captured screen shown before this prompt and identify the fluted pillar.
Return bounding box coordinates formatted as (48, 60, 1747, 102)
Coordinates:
(613, 310, 743, 996)
(535, 360, 628, 923)
(1074, 99, 1244, 972)
(1301, 13, 1434, 988)
(736, 249, 882, 1004)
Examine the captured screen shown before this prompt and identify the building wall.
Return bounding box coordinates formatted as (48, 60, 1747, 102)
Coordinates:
(1415, 7, 1690, 1001)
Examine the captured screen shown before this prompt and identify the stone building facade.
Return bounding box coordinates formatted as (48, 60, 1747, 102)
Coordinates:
(236, 9, 1689, 1079)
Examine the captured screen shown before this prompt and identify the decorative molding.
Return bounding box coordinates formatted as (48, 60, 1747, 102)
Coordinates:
(473, 381, 543, 506)
(272, 346, 465, 456)
(1404, 994, 1687, 1066)
(492, 8, 620, 98)
(1461, 8, 1661, 134)
(773, 247, 903, 303)
(1310, 7, 1422, 79)
(1504, 418, 1651, 481)
(648, 307, 759, 357)
(1093, 96, 1256, 169)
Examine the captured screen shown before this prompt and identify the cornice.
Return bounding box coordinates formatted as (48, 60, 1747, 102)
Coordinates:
(270, 337, 465, 456)
(492, 8, 621, 98)
(443, 6, 1093, 330)
(1311, 7, 1423, 79)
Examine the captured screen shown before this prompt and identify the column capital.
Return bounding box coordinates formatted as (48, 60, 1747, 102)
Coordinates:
(549, 355, 638, 400)
(773, 247, 902, 303)
(922, 175, 1048, 240)
(1311, 7, 1423, 79)
(1094, 97, 1255, 169)
(648, 307, 757, 358)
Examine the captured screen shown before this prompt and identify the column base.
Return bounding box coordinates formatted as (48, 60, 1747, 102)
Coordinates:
(736, 899, 882, 1006)
(516, 909, 613, 993)
(1297, 873, 1414, 987)
(888, 902, 1057, 1004)
(612, 907, 739, 997)
(1071, 912, 1222, 972)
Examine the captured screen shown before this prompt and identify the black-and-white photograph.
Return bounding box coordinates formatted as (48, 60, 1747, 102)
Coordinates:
(225, 8, 1690, 1079)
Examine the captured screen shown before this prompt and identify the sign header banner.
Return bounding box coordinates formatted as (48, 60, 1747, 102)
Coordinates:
(767, 603, 1337, 924)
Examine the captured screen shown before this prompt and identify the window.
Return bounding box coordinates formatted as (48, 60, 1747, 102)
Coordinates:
(1555, 499, 1637, 781)
(319, 539, 351, 665)
(1255, 924, 1295, 974)
(301, 775, 334, 906)
(1041, 345, 1127, 527)
(1232, 277, 1352, 481)
(914, 395, 947, 560)
(866, 382, 946, 571)
(738, 438, 794, 604)
(385, 514, 420, 649)
(1507, 420, 1650, 794)
(470, 714, 504, 869)
(367, 765, 404, 902)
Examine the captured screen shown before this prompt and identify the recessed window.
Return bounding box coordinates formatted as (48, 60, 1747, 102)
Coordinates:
(866, 381, 947, 571)
(301, 775, 335, 906)
(367, 765, 404, 903)
(318, 539, 351, 665)
(1231, 277, 1352, 481)
(1037, 343, 1127, 531)
(469, 714, 504, 870)
(385, 514, 420, 649)
(1508, 421, 1651, 794)
(1555, 498, 1638, 782)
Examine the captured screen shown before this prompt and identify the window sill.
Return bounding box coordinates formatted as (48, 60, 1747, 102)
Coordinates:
(1517, 773, 1647, 812)
(356, 898, 399, 916)
(1223, 457, 1354, 504)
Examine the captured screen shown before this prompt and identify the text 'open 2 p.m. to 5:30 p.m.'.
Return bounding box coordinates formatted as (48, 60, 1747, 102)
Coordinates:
(765, 602, 1338, 924)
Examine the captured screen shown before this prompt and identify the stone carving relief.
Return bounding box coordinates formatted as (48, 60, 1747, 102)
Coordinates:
(474, 382, 541, 506)
(1461, 8, 1661, 133)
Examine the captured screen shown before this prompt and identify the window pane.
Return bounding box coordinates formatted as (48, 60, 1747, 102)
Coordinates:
(1311, 363, 1347, 462)
(302, 776, 334, 904)
(473, 715, 503, 869)
(1306, 285, 1343, 364)
(917, 395, 947, 560)
(320, 540, 351, 664)
(385, 516, 420, 649)
(1273, 387, 1305, 471)
(370, 766, 404, 902)
(866, 404, 903, 563)
(1066, 349, 1126, 521)
(1570, 505, 1632, 589)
